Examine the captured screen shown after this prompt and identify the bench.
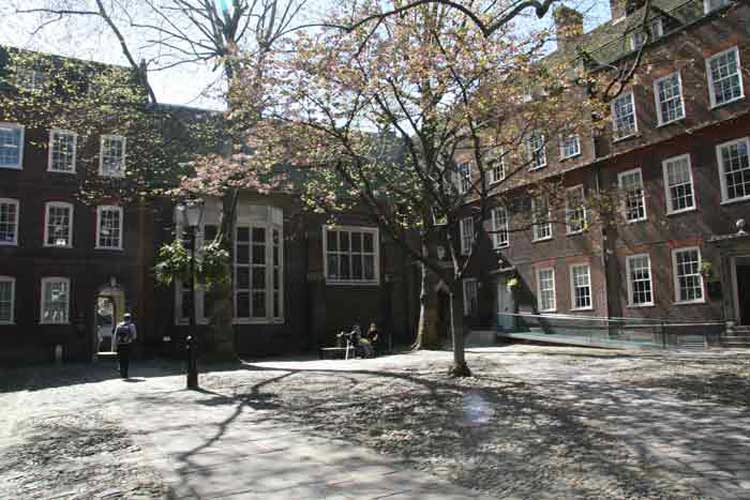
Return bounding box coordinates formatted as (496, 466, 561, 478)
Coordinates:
(319, 346, 354, 360)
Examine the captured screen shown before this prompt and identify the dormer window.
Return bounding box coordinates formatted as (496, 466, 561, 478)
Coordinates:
(628, 18, 663, 51)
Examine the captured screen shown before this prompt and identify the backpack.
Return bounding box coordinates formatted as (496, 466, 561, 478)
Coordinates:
(115, 323, 132, 345)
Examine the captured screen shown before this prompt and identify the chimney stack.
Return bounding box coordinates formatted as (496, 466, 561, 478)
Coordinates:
(554, 6, 584, 49)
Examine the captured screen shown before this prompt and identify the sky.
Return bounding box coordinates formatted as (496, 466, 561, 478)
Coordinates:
(0, 0, 611, 111)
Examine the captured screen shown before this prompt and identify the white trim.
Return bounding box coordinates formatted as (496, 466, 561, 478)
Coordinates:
(0, 276, 15, 324)
(536, 267, 556, 312)
(531, 196, 553, 242)
(653, 72, 686, 126)
(662, 154, 696, 215)
(0, 198, 19, 246)
(704, 0, 731, 15)
(706, 46, 744, 109)
(559, 134, 581, 160)
(618, 167, 647, 223)
(95, 205, 124, 250)
(40, 277, 70, 324)
(490, 206, 509, 249)
(671, 246, 706, 305)
(462, 278, 478, 316)
(625, 253, 654, 307)
(716, 137, 750, 204)
(174, 279, 210, 326)
(43, 201, 74, 248)
(47, 129, 77, 173)
(322, 225, 380, 286)
(98, 134, 126, 177)
(0, 123, 24, 170)
(569, 263, 593, 311)
(459, 217, 475, 255)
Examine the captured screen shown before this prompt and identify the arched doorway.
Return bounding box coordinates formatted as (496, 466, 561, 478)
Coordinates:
(93, 284, 126, 360)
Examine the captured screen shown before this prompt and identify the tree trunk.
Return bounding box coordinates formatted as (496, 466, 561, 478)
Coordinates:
(413, 240, 441, 350)
(447, 287, 471, 377)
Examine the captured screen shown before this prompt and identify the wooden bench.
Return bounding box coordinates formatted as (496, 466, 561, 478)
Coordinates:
(319, 346, 353, 360)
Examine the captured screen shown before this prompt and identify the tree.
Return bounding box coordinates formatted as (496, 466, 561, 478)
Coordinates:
(239, 0, 609, 376)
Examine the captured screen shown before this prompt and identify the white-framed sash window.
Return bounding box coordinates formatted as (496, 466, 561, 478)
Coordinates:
(626, 254, 654, 307)
(490, 206, 509, 249)
(654, 72, 685, 125)
(717, 137, 750, 203)
(618, 168, 646, 223)
(532, 196, 552, 241)
(99, 135, 126, 177)
(565, 185, 587, 234)
(40, 277, 70, 324)
(570, 264, 593, 311)
(0, 276, 15, 324)
(460, 216, 475, 255)
(612, 91, 638, 140)
(48, 129, 77, 173)
(323, 226, 378, 286)
(662, 154, 696, 214)
(536, 267, 556, 312)
(0, 198, 19, 246)
(0, 123, 24, 170)
(672, 247, 705, 304)
(462, 278, 479, 316)
(96, 205, 123, 250)
(44, 201, 74, 248)
(706, 46, 743, 108)
(559, 134, 581, 160)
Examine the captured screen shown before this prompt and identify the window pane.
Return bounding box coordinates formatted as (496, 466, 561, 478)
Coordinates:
(236, 292, 250, 318)
(252, 292, 266, 317)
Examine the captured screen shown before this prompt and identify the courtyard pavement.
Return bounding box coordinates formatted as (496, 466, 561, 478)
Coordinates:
(0, 345, 749, 499)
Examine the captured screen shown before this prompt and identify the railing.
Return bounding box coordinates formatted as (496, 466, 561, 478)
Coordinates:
(496, 312, 725, 349)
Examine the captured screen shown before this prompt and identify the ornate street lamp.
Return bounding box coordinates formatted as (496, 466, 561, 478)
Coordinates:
(176, 199, 204, 389)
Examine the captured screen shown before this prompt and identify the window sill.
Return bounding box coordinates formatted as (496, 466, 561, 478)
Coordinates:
(538, 309, 557, 314)
(47, 169, 76, 174)
(325, 280, 380, 287)
(625, 218, 647, 225)
(560, 153, 581, 161)
(233, 318, 285, 325)
(666, 207, 697, 216)
(43, 244, 73, 249)
(570, 307, 594, 312)
(0, 242, 18, 247)
(528, 165, 547, 172)
(613, 133, 639, 143)
(0, 165, 23, 170)
(720, 196, 750, 206)
(656, 117, 685, 128)
(0, 321, 16, 325)
(709, 95, 744, 110)
(566, 230, 584, 236)
(40, 321, 71, 325)
(626, 303, 655, 308)
(674, 299, 706, 306)
(532, 237, 553, 243)
(95, 246, 124, 251)
(493, 244, 510, 251)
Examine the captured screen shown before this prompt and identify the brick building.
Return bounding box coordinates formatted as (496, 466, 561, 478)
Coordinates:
(0, 49, 418, 365)
(458, 0, 750, 344)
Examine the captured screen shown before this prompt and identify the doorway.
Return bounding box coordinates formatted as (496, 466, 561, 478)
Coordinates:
(496, 279, 516, 332)
(734, 257, 750, 325)
(93, 285, 126, 359)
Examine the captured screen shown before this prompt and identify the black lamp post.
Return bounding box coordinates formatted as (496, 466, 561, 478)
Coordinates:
(177, 199, 204, 389)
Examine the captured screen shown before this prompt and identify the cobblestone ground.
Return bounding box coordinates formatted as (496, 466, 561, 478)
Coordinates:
(0, 345, 749, 499)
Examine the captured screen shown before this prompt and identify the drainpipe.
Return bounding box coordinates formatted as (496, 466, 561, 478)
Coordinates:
(594, 165, 612, 320)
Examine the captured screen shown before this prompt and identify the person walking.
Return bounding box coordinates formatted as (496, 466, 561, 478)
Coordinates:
(114, 313, 137, 379)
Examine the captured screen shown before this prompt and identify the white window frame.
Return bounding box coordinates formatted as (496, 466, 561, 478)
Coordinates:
(456, 162, 472, 195)
(460, 216, 475, 255)
(40, 277, 71, 324)
(626, 254, 655, 307)
(611, 91, 638, 140)
(14, 68, 46, 91)
(662, 154, 696, 214)
(322, 225, 379, 286)
(0, 276, 15, 324)
(489, 153, 506, 184)
(99, 135, 126, 177)
(96, 205, 124, 250)
(559, 134, 581, 160)
(672, 247, 706, 305)
(536, 267, 556, 312)
(462, 278, 479, 316)
(48, 129, 77, 173)
(704, 0, 731, 14)
(0, 123, 25, 170)
(526, 132, 547, 170)
(618, 168, 647, 223)
(490, 206, 509, 249)
(531, 196, 552, 242)
(174, 279, 209, 325)
(0, 198, 19, 246)
(569, 264, 593, 311)
(565, 185, 587, 235)
(44, 201, 74, 248)
(654, 72, 686, 126)
(716, 137, 750, 204)
(706, 46, 744, 109)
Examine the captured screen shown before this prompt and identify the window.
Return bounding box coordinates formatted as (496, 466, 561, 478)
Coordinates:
(0, 198, 19, 246)
(236, 221, 285, 321)
(175, 224, 220, 325)
(40, 277, 70, 324)
(463, 279, 478, 316)
(612, 92, 637, 140)
(531, 196, 552, 241)
(44, 202, 73, 248)
(618, 168, 646, 222)
(489, 153, 506, 184)
(96, 206, 123, 250)
(706, 47, 743, 108)
(717, 137, 750, 203)
(704, 0, 731, 14)
(456, 162, 472, 194)
(0, 123, 24, 170)
(662, 155, 696, 214)
(0, 277, 14, 324)
(536, 268, 556, 312)
(672, 247, 705, 304)
(570, 264, 592, 310)
(14, 68, 46, 91)
(559, 134, 581, 160)
(628, 18, 663, 51)
(323, 226, 377, 286)
(460, 217, 475, 255)
(490, 206, 509, 249)
(48, 130, 77, 173)
(99, 135, 126, 177)
(565, 185, 587, 234)
(526, 132, 547, 170)
(626, 254, 654, 306)
(654, 72, 685, 125)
